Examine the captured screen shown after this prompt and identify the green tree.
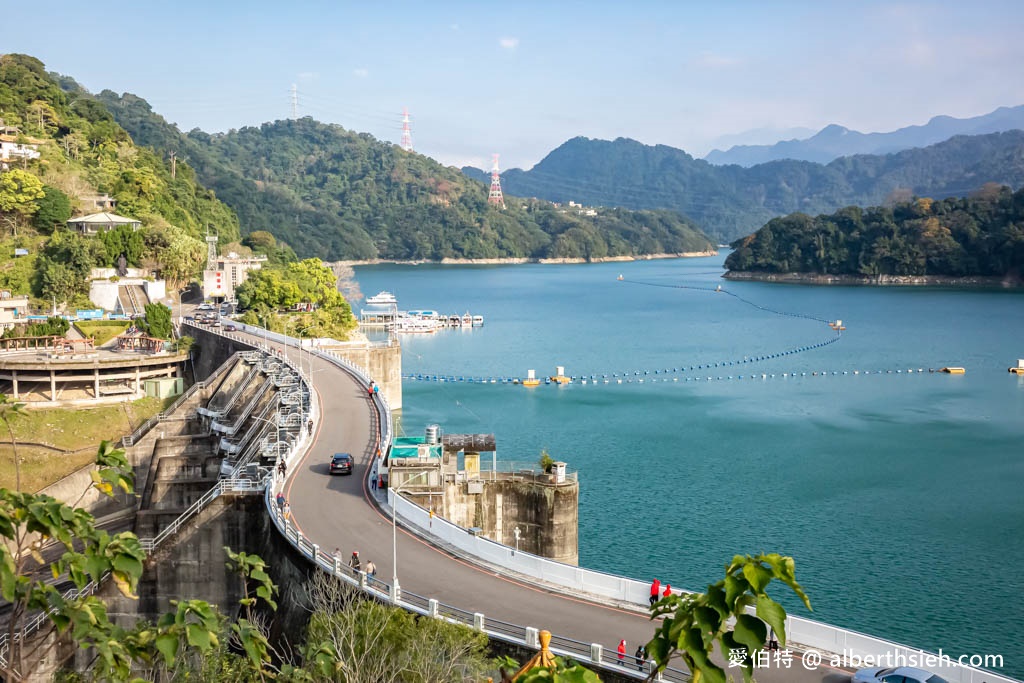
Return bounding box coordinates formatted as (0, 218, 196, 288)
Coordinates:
(0, 394, 26, 491)
(98, 223, 145, 266)
(0, 170, 45, 236)
(31, 185, 73, 232)
(647, 553, 811, 683)
(138, 302, 172, 339)
(0, 440, 145, 681)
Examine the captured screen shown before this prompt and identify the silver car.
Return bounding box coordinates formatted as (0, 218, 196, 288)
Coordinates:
(853, 667, 950, 683)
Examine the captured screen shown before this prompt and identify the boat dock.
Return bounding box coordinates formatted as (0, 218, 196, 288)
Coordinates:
(358, 292, 483, 333)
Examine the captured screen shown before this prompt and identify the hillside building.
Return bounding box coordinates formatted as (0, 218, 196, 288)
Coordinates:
(202, 252, 267, 301)
(0, 128, 42, 165)
(67, 212, 141, 236)
(0, 291, 30, 331)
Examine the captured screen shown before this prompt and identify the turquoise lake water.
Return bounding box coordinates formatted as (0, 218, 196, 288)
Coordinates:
(353, 253, 1024, 676)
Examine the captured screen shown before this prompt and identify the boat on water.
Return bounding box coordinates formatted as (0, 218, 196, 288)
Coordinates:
(472, 315, 484, 327)
(366, 291, 398, 306)
(395, 317, 440, 334)
(460, 313, 473, 328)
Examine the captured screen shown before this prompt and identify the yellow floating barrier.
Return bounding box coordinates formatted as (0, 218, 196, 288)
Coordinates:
(940, 367, 966, 374)
(522, 369, 540, 387)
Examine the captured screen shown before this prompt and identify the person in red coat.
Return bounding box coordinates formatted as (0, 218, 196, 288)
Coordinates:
(617, 639, 626, 666)
(663, 584, 672, 598)
(649, 578, 661, 606)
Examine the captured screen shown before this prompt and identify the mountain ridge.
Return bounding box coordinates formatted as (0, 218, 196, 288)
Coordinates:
(462, 131, 1024, 242)
(704, 104, 1024, 166)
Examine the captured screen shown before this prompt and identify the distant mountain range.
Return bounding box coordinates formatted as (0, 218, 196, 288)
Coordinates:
(462, 131, 1024, 242)
(704, 105, 1024, 166)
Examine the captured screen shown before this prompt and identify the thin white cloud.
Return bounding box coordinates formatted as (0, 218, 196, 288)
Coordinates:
(499, 37, 519, 49)
(450, 23, 460, 31)
(352, 68, 369, 79)
(297, 71, 318, 82)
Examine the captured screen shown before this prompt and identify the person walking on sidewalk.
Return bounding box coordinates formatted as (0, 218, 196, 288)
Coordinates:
(349, 550, 361, 572)
(365, 560, 376, 577)
(649, 578, 661, 606)
(617, 639, 626, 666)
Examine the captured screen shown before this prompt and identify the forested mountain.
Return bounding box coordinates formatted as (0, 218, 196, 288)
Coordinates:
(94, 92, 713, 261)
(724, 185, 1024, 279)
(0, 54, 238, 306)
(704, 105, 1024, 166)
(464, 133, 1024, 243)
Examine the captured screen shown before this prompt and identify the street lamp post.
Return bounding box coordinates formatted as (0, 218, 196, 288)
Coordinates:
(390, 469, 432, 603)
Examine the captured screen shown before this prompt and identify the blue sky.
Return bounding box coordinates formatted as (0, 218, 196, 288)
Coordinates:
(5, 1, 1023, 170)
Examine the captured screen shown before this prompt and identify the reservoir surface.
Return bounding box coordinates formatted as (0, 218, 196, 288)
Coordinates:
(354, 252, 1024, 676)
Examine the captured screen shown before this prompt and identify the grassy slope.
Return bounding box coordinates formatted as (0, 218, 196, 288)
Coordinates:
(0, 396, 169, 491)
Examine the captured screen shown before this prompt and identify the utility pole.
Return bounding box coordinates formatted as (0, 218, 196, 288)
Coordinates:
(290, 84, 299, 119)
(169, 150, 177, 179)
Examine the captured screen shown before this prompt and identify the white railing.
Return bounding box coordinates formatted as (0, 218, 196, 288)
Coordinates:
(137, 477, 263, 553)
(122, 351, 243, 447)
(388, 490, 1020, 683)
(205, 322, 1021, 683)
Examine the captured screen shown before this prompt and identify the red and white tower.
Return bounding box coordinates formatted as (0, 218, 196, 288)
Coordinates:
(487, 153, 505, 208)
(400, 107, 413, 152)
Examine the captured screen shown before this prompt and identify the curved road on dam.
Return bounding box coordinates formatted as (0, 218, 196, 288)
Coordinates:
(257, 336, 848, 683)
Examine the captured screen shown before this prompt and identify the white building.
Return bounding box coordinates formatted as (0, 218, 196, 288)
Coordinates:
(0, 291, 31, 331)
(66, 212, 141, 236)
(202, 252, 267, 301)
(0, 127, 42, 165)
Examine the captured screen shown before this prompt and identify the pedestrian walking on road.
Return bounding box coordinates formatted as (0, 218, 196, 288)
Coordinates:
(635, 645, 647, 671)
(371, 470, 378, 491)
(649, 578, 661, 606)
(283, 502, 291, 521)
(350, 550, 361, 572)
(617, 639, 626, 666)
(276, 493, 285, 511)
(277, 460, 286, 478)
(663, 584, 672, 598)
(365, 560, 376, 577)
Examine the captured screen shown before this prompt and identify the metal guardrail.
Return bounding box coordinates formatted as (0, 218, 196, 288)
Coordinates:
(137, 477, 262, 553)
(121, 350, 244, 447)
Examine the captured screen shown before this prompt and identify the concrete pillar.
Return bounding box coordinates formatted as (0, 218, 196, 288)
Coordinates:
(525, 627, 540, 649)
(50, 370, 56, 402)
(11, 370, 17, 399)
(94, 368, 100, 398)
(473, 613, 485, 632)
(590, 643, 602, 663)
(428, 599, 439, 618)
(135, 366, 141, 394)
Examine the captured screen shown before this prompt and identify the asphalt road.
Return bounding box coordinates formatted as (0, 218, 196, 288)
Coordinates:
(255, 336, 851, 683)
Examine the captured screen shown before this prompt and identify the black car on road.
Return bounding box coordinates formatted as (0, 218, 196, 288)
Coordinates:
(329, 453, 353, 475)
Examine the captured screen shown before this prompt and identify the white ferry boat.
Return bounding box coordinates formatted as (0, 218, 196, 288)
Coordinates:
(366, 291, 398, 306)
(395, 317, 440, 334)
(472, 315, 484, 327)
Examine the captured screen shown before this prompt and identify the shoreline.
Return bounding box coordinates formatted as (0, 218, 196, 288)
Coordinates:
(337, 250, 718, 267)
(723, 270, 1024, 287)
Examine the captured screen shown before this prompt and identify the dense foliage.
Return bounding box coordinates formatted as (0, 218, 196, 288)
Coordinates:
(96, 93, 714, 260)
(236, 258, 357, 340)
(465, 133, 1024, 242)
(137, 302, 173, 339)
(725, 185, 1024, 278)
(0, 54, 235, 308)
(0, 54, 239, 241)
(0, 316, 69, 338)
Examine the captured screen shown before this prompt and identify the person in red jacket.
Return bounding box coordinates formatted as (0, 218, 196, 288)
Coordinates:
(663, 584, 672, 598)
(649, 578, 661, 606)
(617, 639, 626, 666)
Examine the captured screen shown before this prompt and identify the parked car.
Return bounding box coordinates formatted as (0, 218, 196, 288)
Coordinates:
(853, 667, 950, 683)
(329, 453, 353, 475)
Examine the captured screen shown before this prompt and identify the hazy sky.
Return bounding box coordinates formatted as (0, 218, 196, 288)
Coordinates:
(5, 1, 1024, 170)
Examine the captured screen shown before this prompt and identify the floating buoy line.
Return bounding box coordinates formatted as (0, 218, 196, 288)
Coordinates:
(407, 276, 854, 386)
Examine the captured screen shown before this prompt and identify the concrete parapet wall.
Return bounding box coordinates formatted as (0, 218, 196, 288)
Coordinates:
(418, 477, 579, 565)
(320, 341, 402, 410)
